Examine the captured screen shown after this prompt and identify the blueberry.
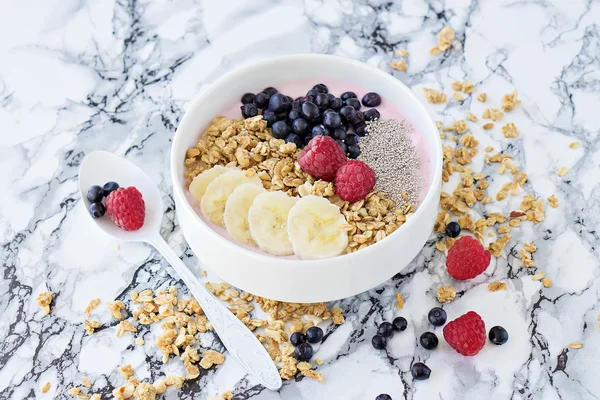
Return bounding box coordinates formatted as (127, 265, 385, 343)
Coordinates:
(271, 121, 290, 139)
(339, 105, 357, 122)
(306, 326, 324, 343)
(295, 96, 305, 102)
(306, 89, 318, 98)
(292, 118, 310, 136)
(392, 316, 407, 332)
(348, 145, 361, 159)
(378, 322, 394, 338)
(301, 102, 320, 120)
(103, 181, 119, 197)
(241, 93, 255, 104)
(269, 93, 291, 113)
(312, 124, 329, 136)
(295, 342, 313, 361)
(306, 95, 316, 103)
(428, 307, 447, 326)
(341, 91, 357, 101)
(262, 87, 278, 97)
(262, 109, 277, 127)
(276, 112, 289, 121)
(90, 202, 106, 218)
(337, 141, 348, 153)
(315, 93, 329, 109)
(345, 98, 361, 110)
(326, 93, 335, 101)
(362, 92, 381, 107)
(363, 108, 380, 121)
(329, 97, 343, 110)
(345, 134, 359, 146)
(371, 334, 387, 350)
(313, 83, 328, 93)
(285, 95, 294, 104)
(355, 124, 367, 137)
(419, 332, 439, 350)
(375, 395, 392, 400)
(489, 326, 509, 345)
(291, 101, 302, 111)
(323, 112, 342, 129)
(349, 110, 365, 125)
(254, 92, 270, 108)
(304, 135, 313, 145)
(285, 133, 303, 148)
(333, 128, 347, 141)
(445, 221, 461, 238)
(288, 109, 302, 121)
(241, 103, 258, 118)
(87, 185, 104, 203)
(323, 108, 336, 115)
(290, 332, 306, 346)
(411, 362, 431, 380)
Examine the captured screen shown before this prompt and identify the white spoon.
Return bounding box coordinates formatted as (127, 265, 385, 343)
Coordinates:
(78, 151, 282, 391)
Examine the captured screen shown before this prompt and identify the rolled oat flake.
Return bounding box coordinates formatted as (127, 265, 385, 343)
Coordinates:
(359, 119, 421, 206)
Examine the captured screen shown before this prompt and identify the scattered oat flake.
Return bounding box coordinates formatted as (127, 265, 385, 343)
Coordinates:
(453, 92, 464, 101)
(84, 298, 100, 317)
(532, 272, 545, 281)
(462, 81, 475, 94)
(569, 342, 583, 349)
(502, 122, 519, 138)
(569, 142, 581, 149)
(451, 81, 462, 91)
(423, 88, 447, 104)
(67, 387, 81, 396)
(477, 93, 487, 102)
(396, 49, 409, 57)
(557, 167, 567, 177)
(41, 382, 51, 393)
(488, 282, 507, 292)
(548, 194, 559, 208)
(483, 123, 494, 130)
(202, 270, 207, 277)
(437, 286, 456, 303)
(430, 26, 455, 55)
(135, 337, 145, 346)
(523, 243, 537, 252)
(36, 291, 53, 315)
(485, 146, 494, 152)
(435, 241, 446, 252)
(391, 60, 407, 71)
(435, 121, 443, 130)
(501, 90, 521, 112)
(395, 293, 404, 310)
(315, 358, 324, 365)
(84, 320, 100, 335)
(82, 377, 92, 388)
(467, 112, 478, 122)
(542, 277, 552, 288)
(302, 369, 325, 382)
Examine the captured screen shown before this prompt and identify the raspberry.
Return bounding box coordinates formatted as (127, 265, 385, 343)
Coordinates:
(443, 311, 486, 356)
(335, 161, 376, 202)
(105, 187, 145, 231)
(297, 136, 346, 181)
(446, 236, 491, 280)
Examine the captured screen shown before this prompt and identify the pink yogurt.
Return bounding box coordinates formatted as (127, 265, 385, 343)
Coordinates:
(187, 80, 433, 259)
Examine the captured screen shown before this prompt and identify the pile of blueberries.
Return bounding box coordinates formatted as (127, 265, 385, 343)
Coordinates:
(287, 326, 325, 362)
(239, 84, 382, 159)
(86, 181, 120, 218)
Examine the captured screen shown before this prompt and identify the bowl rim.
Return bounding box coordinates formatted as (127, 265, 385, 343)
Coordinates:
(170, 53, 442, 267)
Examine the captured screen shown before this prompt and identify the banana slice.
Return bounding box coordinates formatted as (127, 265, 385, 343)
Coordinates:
(189, 166, 231, 204)
(287, 195, 348, 260)
(224, 183, 266, 246)
(201, 169, 262, 226)
(248, 192, 298, 256)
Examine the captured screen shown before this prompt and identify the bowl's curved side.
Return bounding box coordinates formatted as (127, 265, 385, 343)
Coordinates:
(170, 54, 442, 302)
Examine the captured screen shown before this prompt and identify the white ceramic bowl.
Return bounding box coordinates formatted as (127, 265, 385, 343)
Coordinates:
(171, 54, 441, 303)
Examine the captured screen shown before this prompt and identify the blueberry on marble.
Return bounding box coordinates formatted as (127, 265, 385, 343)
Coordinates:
(375, 395, 392, 400)
(372, 334, 387, 350)
(341, 91, 357, 101)
(392, 316, 407, 332)
(345, 97, 361, 110)
(312, 124, 329, 136)
(323, 112, 342, 129)
(301, 102, 320, 120)
(378, 322, 394, 338)
(411, 362, 431, 380)
(103, 181, 120, 197)
(254, 92, 270, 108)
(271, 121, 290, 139)
(348, 145, 361, 159)
(241, 93, 255, 104)
(362, 92, 381, 107)
(87, 185, 104, 203)
(290, 332, 307, 346)
(428, 307, 447, 326)
(285, 133, 303, 148)
(445, 221, 461, 238)
(241, 103, 258, 118)
(262, 109, 277, 127)
(419, 332, 439, 350)
(295, 342, 313, 361)
(315, 93, 329, 109)
(90, 202, 106, 218)
(262, 87, 278, 97)
(488, 326, 509, 345)
(306, 326, 324, 344)
(363, 108, 380, 121)
(269, 93, 291, 113)
(292, 118, 310, 136)
(313, 83, 328, 93)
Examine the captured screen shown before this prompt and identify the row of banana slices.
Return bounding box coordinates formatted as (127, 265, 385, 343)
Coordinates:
(189, 166, 349, 259)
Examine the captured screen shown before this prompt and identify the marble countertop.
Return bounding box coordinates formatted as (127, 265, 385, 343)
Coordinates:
(2, 0, 600, 399)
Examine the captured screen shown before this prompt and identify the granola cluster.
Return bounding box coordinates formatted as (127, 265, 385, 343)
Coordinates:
(184, 116, 412, 253)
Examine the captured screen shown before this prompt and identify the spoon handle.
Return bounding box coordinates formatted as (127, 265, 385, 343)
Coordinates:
(149, 234, 282, 391)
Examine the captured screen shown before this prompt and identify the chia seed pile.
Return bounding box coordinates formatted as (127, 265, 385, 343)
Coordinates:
(359, 119, 421, 206)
